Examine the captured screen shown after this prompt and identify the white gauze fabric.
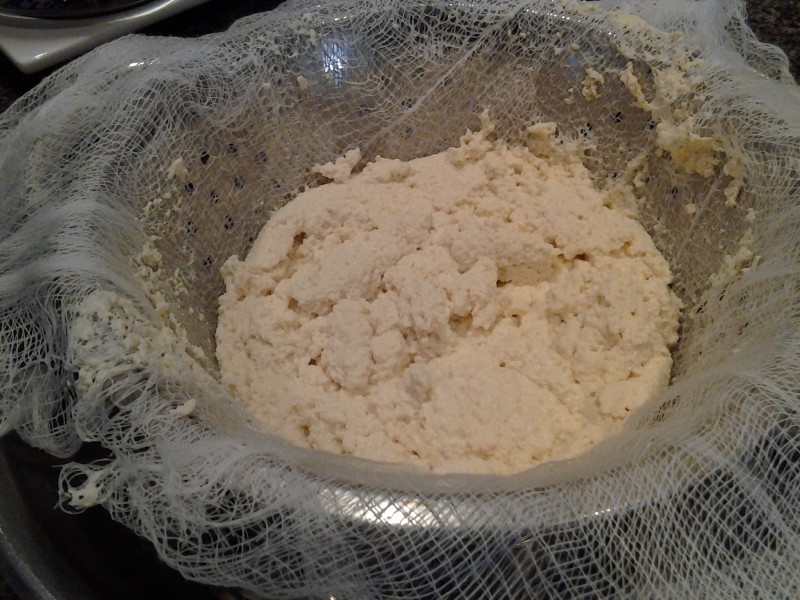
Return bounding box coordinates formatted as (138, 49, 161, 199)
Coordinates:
(0, 0, 799, 597)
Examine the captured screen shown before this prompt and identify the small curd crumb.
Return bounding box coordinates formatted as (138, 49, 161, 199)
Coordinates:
(655, 120, 719, 177)
(66, 468, 108, 509)
(684, 203, 697, 216)
(296, 75, 310, 90)
(723, 155, 745, 206)
(708, 228, 756, 287)
(581, 68, 605, 100)
(169, 398, 197, 417)
(526, 122, 559, 158)
(139, 238, 163, 270)
(312, 147, 362, 183)
(619, 62, 650, 110)
(166, 157, 189, 183)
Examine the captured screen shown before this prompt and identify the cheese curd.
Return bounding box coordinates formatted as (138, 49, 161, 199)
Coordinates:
(216, 116, 682, 474)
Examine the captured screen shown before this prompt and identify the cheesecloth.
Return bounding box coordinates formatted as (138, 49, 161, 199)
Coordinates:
(1, 0, 799, 597)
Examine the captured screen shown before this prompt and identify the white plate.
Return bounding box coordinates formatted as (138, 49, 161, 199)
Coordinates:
(0, 0, 211, 73)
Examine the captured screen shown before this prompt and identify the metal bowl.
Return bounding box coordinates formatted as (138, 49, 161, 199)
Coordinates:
(0, 434, 235, 599)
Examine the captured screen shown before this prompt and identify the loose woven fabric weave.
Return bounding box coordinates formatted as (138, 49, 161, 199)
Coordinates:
(1, 0, 799, 597)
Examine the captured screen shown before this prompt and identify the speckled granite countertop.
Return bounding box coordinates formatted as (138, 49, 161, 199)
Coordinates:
(0, 1, 798, 599)
(747, 0, 800, 80)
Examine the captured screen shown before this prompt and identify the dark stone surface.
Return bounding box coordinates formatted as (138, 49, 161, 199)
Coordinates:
(0, 1, 797, 598)
(746, 0, 800, 82)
